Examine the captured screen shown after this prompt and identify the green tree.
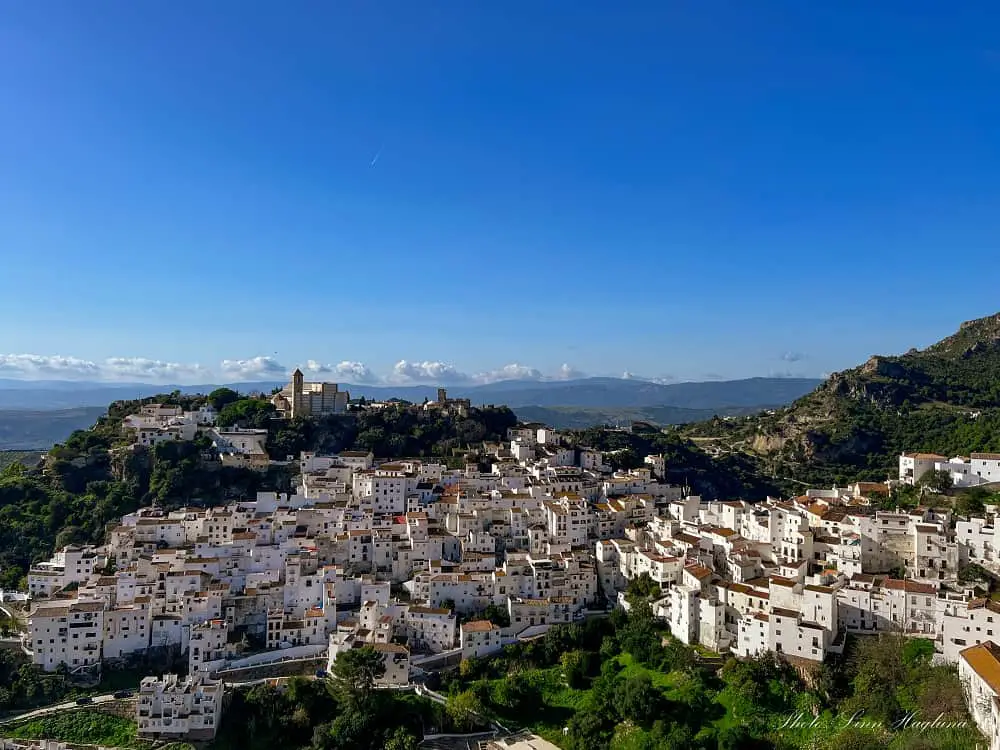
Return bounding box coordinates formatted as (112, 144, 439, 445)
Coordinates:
(917, 469, 953, 494)
(490, 672, 536, 711)
(217, 398, 275, 428)
(560, 650, 589, 689)
(482, 603, 510, 627)
(446, 689, 485, 731)
(614, 673, 666, 725)
(842, 633, 907, 723)
(384, 726, 419, 750)
(329, 646, 385, 708)
(624, 572, 660, 606)
(1, 462, 26, 479)
(955, 487, 989, 516)
(207, 387, 241, 411)
(566, 709, 613, 750)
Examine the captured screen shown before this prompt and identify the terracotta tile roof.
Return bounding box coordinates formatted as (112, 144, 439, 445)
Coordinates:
(685, 565, 713, 580)
(882, 578, 937, 595)
(960, 641, 1000, 695)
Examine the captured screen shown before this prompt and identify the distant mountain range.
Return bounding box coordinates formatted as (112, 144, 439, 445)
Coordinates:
(0, 376, 821, 410)
(0, 376, 821, 450)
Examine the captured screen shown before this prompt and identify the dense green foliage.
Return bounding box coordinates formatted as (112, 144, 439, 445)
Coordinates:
(0, 650, 76, 713)
(211, 672, 445, 750)
(440, 608, 982, 750)
(2, 709, 140, 747)
(216, 396, 518, 460)
(207, 387, 241, 411)
(624, 572, 662, 607)
(217, 398, 276, 428)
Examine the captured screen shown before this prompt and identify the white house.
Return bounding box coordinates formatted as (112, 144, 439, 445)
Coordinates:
(28, 599, 105, 672)
(934, 457, 986, 489)
(460, 620, 503, 660)
(188, 619, 229, 676)
(27, 545, 101, 598)
(958, 641, 1000, 750)
(970, 454, 1000, 484)
(899, 452, 947, 485)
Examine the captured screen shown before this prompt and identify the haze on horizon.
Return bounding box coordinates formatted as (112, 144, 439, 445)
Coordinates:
(2, 1, 998, 386)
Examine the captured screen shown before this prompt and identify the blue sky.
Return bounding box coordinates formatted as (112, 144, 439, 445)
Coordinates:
(1, 1, 998, 385)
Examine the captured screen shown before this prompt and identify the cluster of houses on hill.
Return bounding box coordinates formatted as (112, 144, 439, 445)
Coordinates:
(116, 376, 476, 475)
(899, 450, 1000, 487)
(19, 417, 1000, 747)
(119, 401, 272, 471)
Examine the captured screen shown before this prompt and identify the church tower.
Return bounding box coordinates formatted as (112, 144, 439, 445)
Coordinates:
(291, 368, 304, 418)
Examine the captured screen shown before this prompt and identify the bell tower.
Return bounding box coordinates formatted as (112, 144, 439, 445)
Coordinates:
(291, 368, 304, 418)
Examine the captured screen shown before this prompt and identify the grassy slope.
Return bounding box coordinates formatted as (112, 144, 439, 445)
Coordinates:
(3, 709, 141, 748)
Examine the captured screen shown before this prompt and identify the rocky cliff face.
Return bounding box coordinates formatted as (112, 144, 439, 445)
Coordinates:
(694, 311, 1000, 481)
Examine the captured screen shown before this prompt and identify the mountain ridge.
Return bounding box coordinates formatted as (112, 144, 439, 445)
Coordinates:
(682, 311, 1000, 484)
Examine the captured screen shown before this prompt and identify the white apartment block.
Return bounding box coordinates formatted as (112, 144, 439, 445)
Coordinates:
(28, 599, 105, 671)
(137, 674, 224, 741)
(27, 544, 100, 598)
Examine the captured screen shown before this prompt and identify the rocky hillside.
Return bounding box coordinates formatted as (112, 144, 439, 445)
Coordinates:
(682, 312, 1000, 484)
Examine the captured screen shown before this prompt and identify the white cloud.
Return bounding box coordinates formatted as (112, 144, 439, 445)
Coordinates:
(390, 360, 472, 384)
(104, 357, 212, 382)
(333, 361, 378, 384)
(476, 363, 543, 383)
(220, 356, 287, 380)
(0, 354, 211, 383)
(0, 354, 103, 380)
(620, 371, 675, 385)
(781, 351, 806, 363)
(556, 363, 585, 380)
(0, 353, 628, 387)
